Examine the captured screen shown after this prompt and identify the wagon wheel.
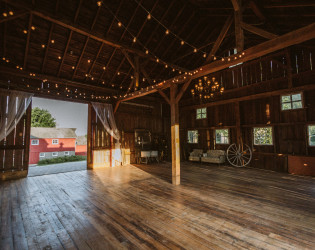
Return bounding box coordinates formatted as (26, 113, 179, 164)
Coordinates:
(226, 143, 252, 167)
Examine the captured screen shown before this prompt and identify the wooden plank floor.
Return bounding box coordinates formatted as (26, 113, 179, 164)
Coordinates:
(1, 162, 315, 250)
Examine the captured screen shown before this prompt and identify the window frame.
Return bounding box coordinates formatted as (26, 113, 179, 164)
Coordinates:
(52, 139, 59, 145)
(52, 152, 58, 157)
(214, 128, 230, 145)
(39, 152, 45, 158)
(187, 130, 199, 144)
(31, 139, 39, 145)
(196, 108, 207, 120)
(64, 151, 70, 156)
(253, 126, 274, 146)
(280, 92, 303, 111)
(308, 124, 315, 147)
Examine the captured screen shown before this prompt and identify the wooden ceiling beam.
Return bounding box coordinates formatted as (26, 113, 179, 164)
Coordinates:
(0, 66, 117, 93)
(205, 15, 233, 63)
(118, 22, 315, 102)
(231, 0, 241, 11)
(0, 10, 28, 24)
(158, 90, 170, 105)
(241, 22, 278, 40)
(23, 13, 32, 69)
(176, 79, 192, 103)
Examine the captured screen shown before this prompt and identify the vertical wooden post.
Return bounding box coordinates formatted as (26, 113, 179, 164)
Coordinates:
(87, 104, 93, 169)
(110, 136, 114, 167)
(234, 0, 244, 52)
(135, 56, 140, 88)
(170, 85, 180, 185)
(286, 49, 293, 89)
(23, 102, 32, 172)
(235, 101, 242, 145)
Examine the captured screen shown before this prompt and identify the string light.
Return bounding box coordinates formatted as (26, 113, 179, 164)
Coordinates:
(133, 37, 137, 43)
(118, 21, 122, 27)
(87, 59, 91, 63)
(103, 66, 106, 70)
(97, 1, 102, 6)
(31, 26, 35, 31)
(41, 44, 45, 48)
(23, 30, 27, 34)
(147, 13, 151, 20)
(145, 49, 149, 54)
(51, 40, 55, 43)
(181, 40, 185, 45)
(165, 29, 169, 35)
(3, 12, 7, 17)
(9, 11, 13, 16)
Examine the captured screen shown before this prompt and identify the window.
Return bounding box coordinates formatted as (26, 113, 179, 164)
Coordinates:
(31, 139, 39, 145)
(188, 130, 198, 144)
(215, 129, 229, 144)
(64, 151, 70, 156)
(308, 125, 315, 146)
(253, 127, 273, 145)
(196, 108, 207, 119)
(52, 139, 59, 144)
(281, 93, 303, 110)
(39, 153, 45, 158)
(52, 152, 58, 157)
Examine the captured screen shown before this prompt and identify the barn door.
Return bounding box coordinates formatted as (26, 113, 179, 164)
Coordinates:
(87, 104, 112, 168)
(0, 103, 32, 180)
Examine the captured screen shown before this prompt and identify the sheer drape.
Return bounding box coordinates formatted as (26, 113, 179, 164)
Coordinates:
(0, 90, 33, 142)
(91, 102, 120, 140)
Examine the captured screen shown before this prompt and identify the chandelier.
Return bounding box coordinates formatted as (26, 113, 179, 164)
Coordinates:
(191, 76, 224, 100)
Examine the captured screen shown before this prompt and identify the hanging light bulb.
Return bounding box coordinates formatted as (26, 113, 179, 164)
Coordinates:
(145, 49, 149, 54)
(9, 11, 13, 16)
(31, 26, 35, 30)
(41, 44, 45, 48)
(214, 56, 217, 60)
(222, 58, 225, 61)
(51, 40, 55, 43)
(181, 40, 185, 45)
(72, 66, 75, 69)
(165, 64, 168, 68)
(103, 66, 106, 70)
(87, 59, 91, 63)
(23, 30, 28, 34)
(194, 48, 197, 53)
(156, 58, 159, 62)
(165, 29, 169, 35)
(147, 13, 151, 20)
(203, 53, 207, 58)
(3, 12, 7, 17)
(133, 37, 137, 43)
(118, 22, 122, 27)
(97, 1, 102, 6)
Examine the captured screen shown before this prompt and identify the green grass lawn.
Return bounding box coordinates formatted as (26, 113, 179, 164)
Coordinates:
(37, 155, 87, 166)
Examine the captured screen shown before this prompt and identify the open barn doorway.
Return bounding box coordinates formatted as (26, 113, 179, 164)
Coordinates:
(28, 97, 88, 176)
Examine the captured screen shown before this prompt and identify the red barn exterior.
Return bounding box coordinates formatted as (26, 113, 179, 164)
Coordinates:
(29, 128, 77, 165)
(75, 135, 87, 156)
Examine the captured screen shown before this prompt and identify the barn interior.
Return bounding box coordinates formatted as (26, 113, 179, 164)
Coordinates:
(0, 0, 315, 249)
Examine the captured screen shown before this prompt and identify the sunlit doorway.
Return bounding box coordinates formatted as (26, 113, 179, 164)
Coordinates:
(28, 97, 88, 176)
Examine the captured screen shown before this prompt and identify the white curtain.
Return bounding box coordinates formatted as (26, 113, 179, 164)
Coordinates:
(91, 102, 120, 140)
(0, 90, 33, 142)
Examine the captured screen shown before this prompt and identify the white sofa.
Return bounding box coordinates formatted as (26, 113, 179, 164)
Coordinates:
(189, 149, 203, 162)
(201, 150, 226, 164)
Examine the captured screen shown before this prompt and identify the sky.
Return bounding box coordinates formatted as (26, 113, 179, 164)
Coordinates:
(32, 97, 88, 136)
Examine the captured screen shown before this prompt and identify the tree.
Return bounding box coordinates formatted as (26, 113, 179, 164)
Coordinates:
(31, 107, 56, 127)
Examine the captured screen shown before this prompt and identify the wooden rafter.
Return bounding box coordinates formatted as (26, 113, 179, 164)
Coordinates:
(107, 0, 144, 86)
(23, 13, 32, 69)
(97, 0, 124, 84)
(72, 37, 89, 80)
(57, 31, 73, 77)
(231, 0, 241, 11)
(241, 22, 278, 40)
(118, 22, 315, 102)
(85, 43, 104, 80)
(41, 23, 53, 73)
(205, 15, 233, 63)
(0, 10, 28, 24)
(146, 3, 188, 76)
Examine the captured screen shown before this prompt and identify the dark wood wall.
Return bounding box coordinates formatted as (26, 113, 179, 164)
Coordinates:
(180, 46, 315, 173)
